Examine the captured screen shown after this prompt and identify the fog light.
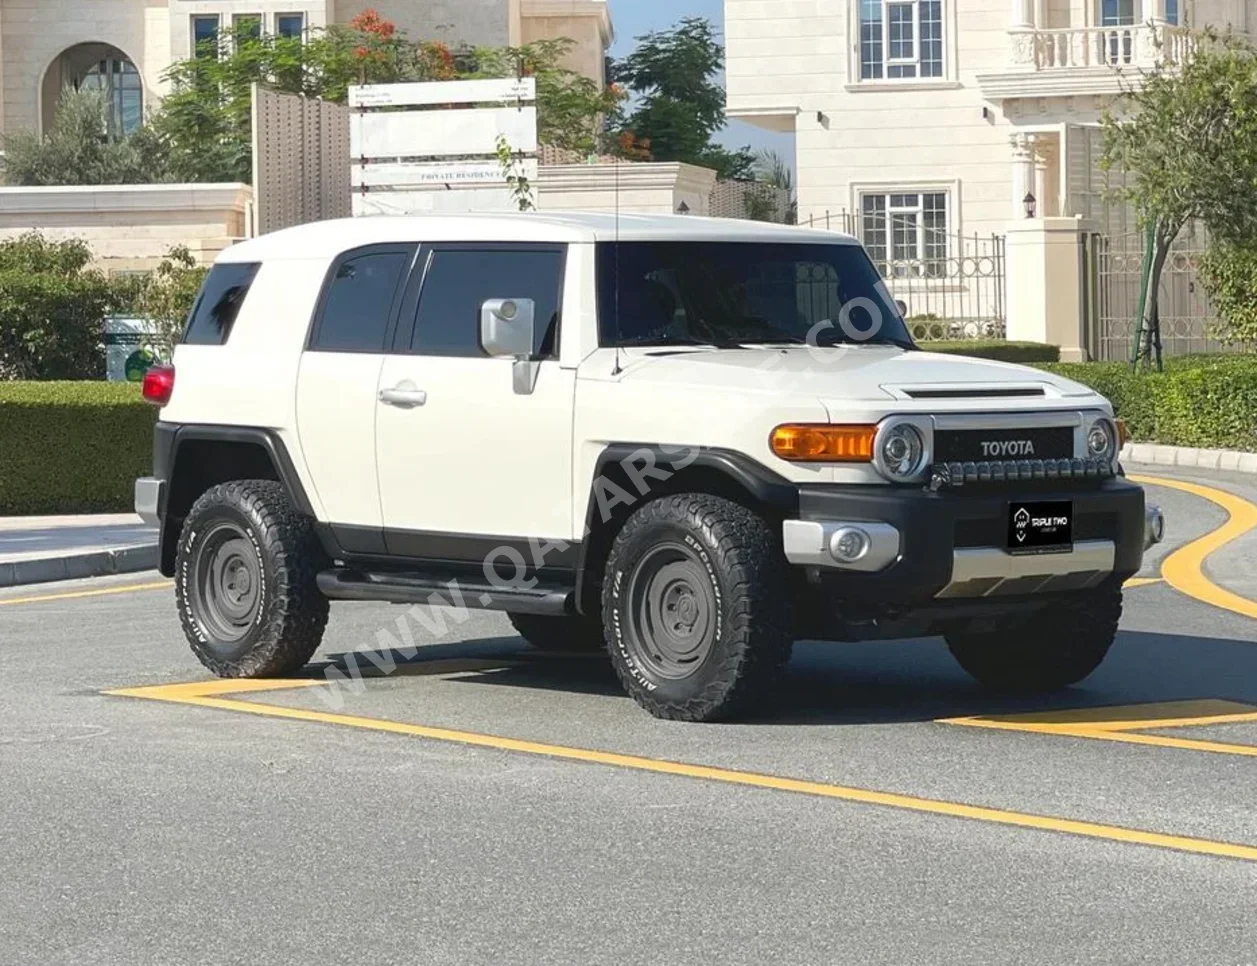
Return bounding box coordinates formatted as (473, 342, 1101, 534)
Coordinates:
(1145, 505, 1165, 549)
(830, 527, 871, 563)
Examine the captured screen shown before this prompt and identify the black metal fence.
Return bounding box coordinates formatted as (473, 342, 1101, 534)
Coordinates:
(1082, 228, 1226, 361)
(804, 210, 1007, 340)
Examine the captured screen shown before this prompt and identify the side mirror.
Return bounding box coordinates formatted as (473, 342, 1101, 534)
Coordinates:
(481, 298, 536, 359)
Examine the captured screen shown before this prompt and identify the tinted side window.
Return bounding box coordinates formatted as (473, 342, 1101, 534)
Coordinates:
(183, 262, 260, 345)
(312, 249, 411, 353)
(411, 248, 564, 358)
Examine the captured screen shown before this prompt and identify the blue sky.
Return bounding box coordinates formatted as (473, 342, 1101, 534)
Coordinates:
(608, 0, 794, 170)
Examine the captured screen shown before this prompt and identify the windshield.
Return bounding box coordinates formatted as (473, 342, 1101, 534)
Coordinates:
(597, 241, 914, 350)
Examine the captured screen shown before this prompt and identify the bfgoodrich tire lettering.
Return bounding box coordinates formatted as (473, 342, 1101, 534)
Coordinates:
(602, 493, 793, 722)
(944, 584, 1122, 692)
(175, 479, 329, 678)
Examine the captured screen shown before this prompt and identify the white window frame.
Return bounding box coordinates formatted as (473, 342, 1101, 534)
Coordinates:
(275, 12, 307, 39)
(190, 14, 221, 57)
(847, 0, 958, 90)
(852, 181, 959, 278)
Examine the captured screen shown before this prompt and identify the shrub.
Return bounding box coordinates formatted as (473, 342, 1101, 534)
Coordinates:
(919, 341, 1060, 364)
(0, 382, 156, 515)
(2, 88, 168, 187)
(0, 233, 141, 380)
(1042, 355, 1257, 452)
(1198, 243, 1257, 347)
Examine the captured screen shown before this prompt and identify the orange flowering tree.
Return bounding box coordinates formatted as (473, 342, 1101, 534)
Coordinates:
(151, 8, 627, 181)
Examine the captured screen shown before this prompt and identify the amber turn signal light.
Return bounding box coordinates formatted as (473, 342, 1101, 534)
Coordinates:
(770, 424, 876, 462)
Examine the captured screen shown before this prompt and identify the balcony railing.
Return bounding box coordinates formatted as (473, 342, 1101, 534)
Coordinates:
(1010, 23, 1195, 72)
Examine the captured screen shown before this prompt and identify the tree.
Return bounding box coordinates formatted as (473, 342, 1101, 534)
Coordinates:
(151, 12, 621, 183)
(753, 149, 797, 224)
(133, 247, 209, 352)
(2, 88, 167, 187)
(610, 17, 753, 179)
(1101, 31, 1257, 368)
(0, 234, 128, 380)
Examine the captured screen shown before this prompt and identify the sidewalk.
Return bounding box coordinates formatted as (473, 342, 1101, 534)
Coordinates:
(0, 514, 158, 588)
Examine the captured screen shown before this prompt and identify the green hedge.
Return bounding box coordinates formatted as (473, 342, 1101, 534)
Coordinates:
(1041, 355, 1257, 452)
(918, 341, 1061, 364)
(0, 382, 156, 515)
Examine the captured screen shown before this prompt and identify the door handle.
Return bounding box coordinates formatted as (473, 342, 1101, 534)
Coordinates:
(379, 386, 428, 408)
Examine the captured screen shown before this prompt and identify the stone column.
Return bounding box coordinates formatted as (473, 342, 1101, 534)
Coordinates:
(1011, 133, 1037, 219)
(1004, 217, 1089, 360)
(1009, 0, 1038, 67)
(1032, 135, 1050, 217)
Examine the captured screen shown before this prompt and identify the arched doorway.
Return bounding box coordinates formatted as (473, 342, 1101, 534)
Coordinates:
(42, 43, 143, 137)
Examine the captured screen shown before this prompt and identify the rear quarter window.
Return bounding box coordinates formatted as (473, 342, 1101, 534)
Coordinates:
(183, 262, 261, 346)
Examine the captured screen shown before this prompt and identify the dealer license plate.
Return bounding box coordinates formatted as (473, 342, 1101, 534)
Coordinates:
(1008, 501, 1073, 555)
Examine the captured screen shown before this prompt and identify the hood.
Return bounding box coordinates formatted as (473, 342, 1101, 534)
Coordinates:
(604, 346, 1100, 408)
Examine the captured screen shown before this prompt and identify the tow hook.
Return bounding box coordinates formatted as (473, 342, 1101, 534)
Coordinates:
(1145, 504, 1165, 550)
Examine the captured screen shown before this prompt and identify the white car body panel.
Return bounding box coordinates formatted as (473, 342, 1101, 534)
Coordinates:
(163, 212, 1112, 543)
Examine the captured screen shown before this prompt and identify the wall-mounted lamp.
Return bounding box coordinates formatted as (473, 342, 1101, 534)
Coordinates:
(1023, 192, 1037, 219)
(676, 201, 691, 215)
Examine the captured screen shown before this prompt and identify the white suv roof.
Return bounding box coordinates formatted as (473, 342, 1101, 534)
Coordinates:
(220, 212, 860, 263)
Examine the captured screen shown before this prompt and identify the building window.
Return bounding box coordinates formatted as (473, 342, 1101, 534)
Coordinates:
(1165, 0, 1180, 23)
(276, 13, 306, 38)
(80, 58, 144, 137)
(234, 14, 263, 43)
(192, 15, 219, 57)
(860, 191, 948, 276)
(860, 0, 943, 80)
(1100, 0, 1135, 63)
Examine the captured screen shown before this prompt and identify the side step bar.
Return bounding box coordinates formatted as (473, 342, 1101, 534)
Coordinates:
(316, 568, 573, 616)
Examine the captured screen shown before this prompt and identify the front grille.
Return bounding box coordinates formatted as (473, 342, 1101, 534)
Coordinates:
(932, 458, 1117, 488)
(934, 427, 1075, 463)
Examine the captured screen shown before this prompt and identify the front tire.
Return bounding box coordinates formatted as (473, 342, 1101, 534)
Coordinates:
(602, 494, 793, 722)
(945, 585, 1122, 692)
(175, 479, 329, 678)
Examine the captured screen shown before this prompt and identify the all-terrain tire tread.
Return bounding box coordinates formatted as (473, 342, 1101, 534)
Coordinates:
(602, 493, 793, 722)
(175, 479, 329, 678)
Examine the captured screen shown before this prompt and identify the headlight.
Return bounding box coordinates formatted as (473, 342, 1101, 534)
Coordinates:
(1086, 417, 1117, 461)
(876, 422, 926, 481)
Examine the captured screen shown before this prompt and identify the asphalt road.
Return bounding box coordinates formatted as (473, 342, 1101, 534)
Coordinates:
(2, 464, 1256, 966)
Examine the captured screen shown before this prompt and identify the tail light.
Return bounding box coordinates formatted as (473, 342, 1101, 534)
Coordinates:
(142, 365, 175, 406)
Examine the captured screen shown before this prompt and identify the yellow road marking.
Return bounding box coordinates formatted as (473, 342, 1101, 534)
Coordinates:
(0, 580, 171, 608)
(106, 678, 1257, 864)
(945, 699, 1257, 760)
(1131, 474, 1257, 621)
(1124, 577, 1163, 589)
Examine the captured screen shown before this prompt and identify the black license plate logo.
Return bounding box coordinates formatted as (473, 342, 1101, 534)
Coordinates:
(1009, 501, 1073, 554)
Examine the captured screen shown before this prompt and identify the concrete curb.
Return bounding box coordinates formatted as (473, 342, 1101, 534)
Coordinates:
(0, 544, 159, 589)
(1123, 443, 1257, 475)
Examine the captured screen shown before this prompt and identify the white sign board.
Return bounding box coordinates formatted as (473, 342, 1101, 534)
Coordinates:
(349, 77, 538, 217)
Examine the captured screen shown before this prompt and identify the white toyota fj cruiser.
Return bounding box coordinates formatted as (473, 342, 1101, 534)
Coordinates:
(135, 212, 1164, 721)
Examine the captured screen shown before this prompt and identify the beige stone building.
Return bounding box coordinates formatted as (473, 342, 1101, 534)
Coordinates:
(0, 0, 612, 138)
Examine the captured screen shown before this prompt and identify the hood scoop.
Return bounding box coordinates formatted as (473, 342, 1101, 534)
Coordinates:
(901, 385, 1046, 400)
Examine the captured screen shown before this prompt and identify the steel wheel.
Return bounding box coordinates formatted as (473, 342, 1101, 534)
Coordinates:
(623, 541, 719, 680)
(191, 521, 264, 648)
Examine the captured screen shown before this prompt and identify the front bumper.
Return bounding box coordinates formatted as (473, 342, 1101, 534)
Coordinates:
(781, 477, 1151, 605)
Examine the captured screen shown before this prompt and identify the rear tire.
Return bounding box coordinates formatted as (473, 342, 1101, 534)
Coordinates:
(507, 612, 605, 652)
(602, 493, 793, 722)
(175, 479, 329, 678)
(945, 585, 1122, 692)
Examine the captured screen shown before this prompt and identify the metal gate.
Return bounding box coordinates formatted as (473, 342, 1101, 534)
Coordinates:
(804, 211, 1006, 340)
(1083, 228, 1222, 361)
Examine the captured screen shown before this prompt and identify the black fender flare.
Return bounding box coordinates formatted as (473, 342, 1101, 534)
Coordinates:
(572, 443, 800, 615)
